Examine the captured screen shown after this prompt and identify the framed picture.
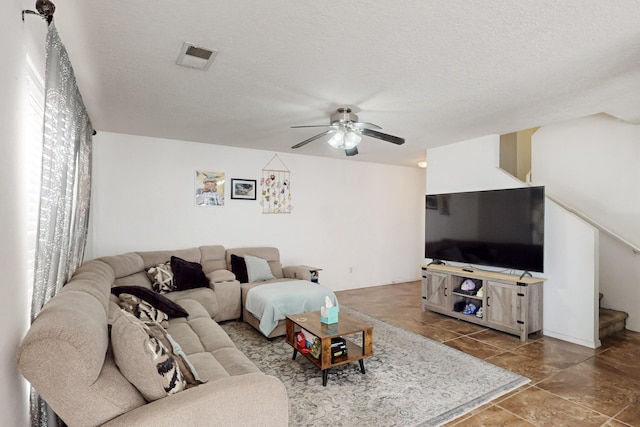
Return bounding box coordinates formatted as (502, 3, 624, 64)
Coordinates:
(230, 179, 256, 200)
(195, 170, 225, 206)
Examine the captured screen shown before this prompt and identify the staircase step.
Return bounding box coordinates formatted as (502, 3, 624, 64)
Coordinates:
(599, 307, 628, 339)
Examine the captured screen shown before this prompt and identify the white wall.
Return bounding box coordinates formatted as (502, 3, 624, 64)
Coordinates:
(90, 132, 426, 291)
(0, 1, 44, 424)
(532, 114, 640, 332)
(427, 135, 600, 348)
(532, 114, 640, 243)
(543, 201, 599, 346)
(426, 135, 523, 194)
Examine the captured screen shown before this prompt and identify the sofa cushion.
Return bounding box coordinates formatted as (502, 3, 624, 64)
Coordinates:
(146, 262, 175, 294)
(207, 268, 236, 283)
(113, 271, 154, 288)
(167, 316, 235, 355)
(187, 352, 231, 382)
(111, 285, 189, 317)
(98, 252, 145, 279)
(139, 247, 202, 268)
(199, 244, 228, 273)
(244, 255, 276, 282)
(171, 256, 210, 290)
(211, 347, 262, 376)
(164, 298, 260, 382)
(230, 254, 249, 283)
(111, 310, 186, 401)
(164, 287, 220, 319)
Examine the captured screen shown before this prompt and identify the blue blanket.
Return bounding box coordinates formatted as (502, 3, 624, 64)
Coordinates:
(245, 280, 338, 336)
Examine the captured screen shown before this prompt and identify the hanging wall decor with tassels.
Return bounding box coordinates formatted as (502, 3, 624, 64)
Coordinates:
(260, 154, 292, 214)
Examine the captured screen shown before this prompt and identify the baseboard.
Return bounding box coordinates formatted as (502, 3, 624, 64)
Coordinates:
(542, 329, 600, 349)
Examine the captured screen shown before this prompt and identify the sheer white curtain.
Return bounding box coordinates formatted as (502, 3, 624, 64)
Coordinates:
(30, 21, 93, 427)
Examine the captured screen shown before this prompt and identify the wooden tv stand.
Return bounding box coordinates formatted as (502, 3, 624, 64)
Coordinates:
(421, 264, 545, 341)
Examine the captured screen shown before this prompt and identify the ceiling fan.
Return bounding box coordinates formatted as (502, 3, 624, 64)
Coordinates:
(290, 107, 405, 156)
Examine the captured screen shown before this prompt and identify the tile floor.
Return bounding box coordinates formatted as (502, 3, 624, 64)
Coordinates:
(335, 281, 640, 427)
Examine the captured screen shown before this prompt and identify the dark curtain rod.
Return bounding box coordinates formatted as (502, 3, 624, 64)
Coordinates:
(22, 0, 56, 25)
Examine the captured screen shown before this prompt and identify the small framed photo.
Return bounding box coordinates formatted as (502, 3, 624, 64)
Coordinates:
(195, 170, 225, 206)
(230, 179, 257, 200)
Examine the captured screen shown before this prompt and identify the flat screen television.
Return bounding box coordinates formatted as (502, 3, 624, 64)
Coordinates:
(425, 186, 545, 273)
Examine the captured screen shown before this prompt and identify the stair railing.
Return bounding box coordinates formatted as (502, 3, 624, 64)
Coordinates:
(546, 194, 640, 255)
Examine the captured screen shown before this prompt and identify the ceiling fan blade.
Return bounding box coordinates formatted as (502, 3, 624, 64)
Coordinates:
(350, 121, 382, 130)
(361, 128, 405, 145)
(291, 129, 335, 149)
(291, 125, 333, 129)
(345, 147, 359, 156)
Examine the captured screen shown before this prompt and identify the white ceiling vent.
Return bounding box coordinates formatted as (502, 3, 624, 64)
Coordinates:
(176, 42, 218, 71)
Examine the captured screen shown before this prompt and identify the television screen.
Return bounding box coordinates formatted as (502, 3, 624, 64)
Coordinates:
(425, 186, 545, 272)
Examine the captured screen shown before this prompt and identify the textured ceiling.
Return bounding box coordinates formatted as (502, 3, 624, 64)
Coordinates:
(52, 1, 640, 166)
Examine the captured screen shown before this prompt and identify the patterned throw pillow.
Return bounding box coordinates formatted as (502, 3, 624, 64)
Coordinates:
(146, 322, 206, 388)
(118, 293, 169, 327)
(111, 286, 189, 318)
(111, 310, 186, 401)
(146, 262, 175, 294)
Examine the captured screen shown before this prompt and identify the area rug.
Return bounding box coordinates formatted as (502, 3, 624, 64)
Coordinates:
(221, 308, 529, 426)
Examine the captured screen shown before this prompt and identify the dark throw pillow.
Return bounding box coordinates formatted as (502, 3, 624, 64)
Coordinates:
(230, 254, 249, 283)
(170, 256, 210, 290)
(111, 286, 189, 318)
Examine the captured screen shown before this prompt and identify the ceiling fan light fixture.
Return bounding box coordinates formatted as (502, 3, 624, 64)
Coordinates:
(328, 130, 346, 148)
(343, 131, 362, 149)
(327, 129, 362, 150)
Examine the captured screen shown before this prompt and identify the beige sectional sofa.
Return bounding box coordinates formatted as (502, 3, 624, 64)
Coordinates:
(18, 245, 290, 427)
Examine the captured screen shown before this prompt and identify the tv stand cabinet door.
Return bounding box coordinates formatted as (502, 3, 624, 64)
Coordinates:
(422, 270, 449, 311)
(485, 280, 522, 333)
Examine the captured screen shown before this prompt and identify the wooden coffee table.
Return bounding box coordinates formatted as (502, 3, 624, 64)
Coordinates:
(285, 310, 373, 386)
